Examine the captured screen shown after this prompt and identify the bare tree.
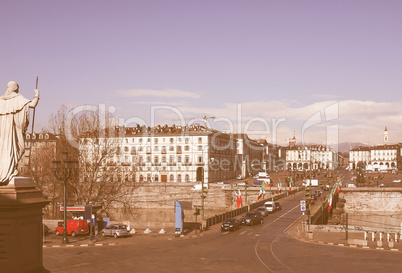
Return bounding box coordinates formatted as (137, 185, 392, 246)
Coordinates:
(31, 105, 136, 220)
(55, 105, 136, 219)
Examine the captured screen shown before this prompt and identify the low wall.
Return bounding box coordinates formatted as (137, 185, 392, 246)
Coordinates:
(340, 188, 402, 212)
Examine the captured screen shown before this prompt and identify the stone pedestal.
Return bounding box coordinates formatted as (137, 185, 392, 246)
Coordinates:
(0, 177, 49, 273)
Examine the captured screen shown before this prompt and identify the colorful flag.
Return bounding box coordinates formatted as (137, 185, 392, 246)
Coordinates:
(327, 188, 334, 212)
(235, 189, 243, 208)
(277, 179, 282, 194)
(258, 181, 266, 200)
(238, 189, 243, 207)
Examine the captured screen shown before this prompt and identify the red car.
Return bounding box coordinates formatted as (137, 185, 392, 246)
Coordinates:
(55, 220, 89, 237)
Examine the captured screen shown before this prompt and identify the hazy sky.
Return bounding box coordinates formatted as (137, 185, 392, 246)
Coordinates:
(1, 0, 402, 147)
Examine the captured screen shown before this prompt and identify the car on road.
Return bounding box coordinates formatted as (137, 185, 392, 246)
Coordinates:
(313, 190, 322, 197)
(101, 224, 130, 238)
(274, 202, 282, 211)
(378, 184, 387, 188)
(264, 201, 276, 213)
(256, 206, 269, 217)
(221, 218, 241, 231)
(392, 179, 401, 183)
(240, 211, 264, 226)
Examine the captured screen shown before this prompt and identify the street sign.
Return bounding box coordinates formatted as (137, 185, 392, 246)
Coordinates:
(300, 200, 306, 212)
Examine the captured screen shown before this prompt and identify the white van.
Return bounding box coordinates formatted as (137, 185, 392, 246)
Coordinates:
(191, 183, 209, 191)
(264, 201, 275, 212)
(258, 172, 269, 178)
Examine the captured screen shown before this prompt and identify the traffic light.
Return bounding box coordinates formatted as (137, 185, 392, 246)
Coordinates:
(305, 187, 311, 203)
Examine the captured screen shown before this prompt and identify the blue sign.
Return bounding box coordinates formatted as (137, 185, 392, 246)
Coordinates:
(175, 200, 183, 233)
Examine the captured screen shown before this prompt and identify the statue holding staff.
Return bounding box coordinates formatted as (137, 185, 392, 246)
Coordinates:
(0, 81, 39, 185)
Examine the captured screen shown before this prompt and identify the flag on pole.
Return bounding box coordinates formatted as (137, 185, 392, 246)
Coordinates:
(327, 188, 334, 212)
(238, 189, 243, 207)
(235, 189, 243, 208)
(258, 181, 266, 200)
(277, 179, 282, 194)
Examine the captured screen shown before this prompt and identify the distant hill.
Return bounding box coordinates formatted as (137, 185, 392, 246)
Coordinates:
(337, 142, 366, 153)
(292, 142, 366, 153)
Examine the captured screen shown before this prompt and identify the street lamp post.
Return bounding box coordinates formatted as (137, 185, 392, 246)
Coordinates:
(53, 152, 78, 244)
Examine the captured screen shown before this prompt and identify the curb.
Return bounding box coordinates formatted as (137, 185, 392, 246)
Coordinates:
(315, 240, 400, 251)
(43, 242, 117, 248)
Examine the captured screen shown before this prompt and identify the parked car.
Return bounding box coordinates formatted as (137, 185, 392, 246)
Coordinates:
(264, 201, 276, 213)
(55, 219, 89, 237)
(256, 207, 269, 217)
(240, 211, 264, 226)
(392, 179, 401, 183)
(221, 218, 241, 231)
(378, 184, 387, 188)
(101, 224, 129, 238)
(274, 202, 282, 211)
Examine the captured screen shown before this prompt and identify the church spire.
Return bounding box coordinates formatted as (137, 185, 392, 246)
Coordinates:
(384, 126, 388, 145)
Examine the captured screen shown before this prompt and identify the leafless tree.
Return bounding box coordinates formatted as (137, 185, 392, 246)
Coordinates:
(32, 105, 137, 220)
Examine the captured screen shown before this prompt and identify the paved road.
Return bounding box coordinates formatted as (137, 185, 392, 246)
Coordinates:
(43, 193, 402, 273)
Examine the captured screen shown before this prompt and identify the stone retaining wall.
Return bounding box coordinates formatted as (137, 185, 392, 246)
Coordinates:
(340, 188, 402, 212)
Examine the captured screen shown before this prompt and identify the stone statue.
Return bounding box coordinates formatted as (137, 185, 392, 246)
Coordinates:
(0, 81, 39, 185)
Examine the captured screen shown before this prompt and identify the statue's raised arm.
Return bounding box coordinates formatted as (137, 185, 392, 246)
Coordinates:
(0, 81, 39, 185)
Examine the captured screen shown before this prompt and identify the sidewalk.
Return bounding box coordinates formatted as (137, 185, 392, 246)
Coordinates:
(285, 214, 402, 252)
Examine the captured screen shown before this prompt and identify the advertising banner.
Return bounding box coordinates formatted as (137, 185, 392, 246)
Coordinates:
(175, 200, 183, 234)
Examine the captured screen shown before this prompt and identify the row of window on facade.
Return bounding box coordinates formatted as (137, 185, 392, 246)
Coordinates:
(106, 154, 206, 164)
(26, 133, 50, 140)
(138, 173, 191, 183)
(113, 173, 192, 183)
(86, 136, 204, 145)
(114, 144, 208, 154)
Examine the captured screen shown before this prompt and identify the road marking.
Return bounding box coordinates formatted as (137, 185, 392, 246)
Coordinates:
(239, 231, 247, 235)
(390, 249, 399, 251)
(338, 243, 344, 246)
(349, 245, 357, 248)
(255, 204, 300, 273)
(80, 244, 89, 247)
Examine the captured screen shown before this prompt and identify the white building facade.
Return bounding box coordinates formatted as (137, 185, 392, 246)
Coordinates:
(80, 124, 246, 184)
(286, 145, 337, 171)
(349, 145, 399, 171)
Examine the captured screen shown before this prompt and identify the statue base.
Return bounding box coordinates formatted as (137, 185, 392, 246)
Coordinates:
(0, 177, 49, 273)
